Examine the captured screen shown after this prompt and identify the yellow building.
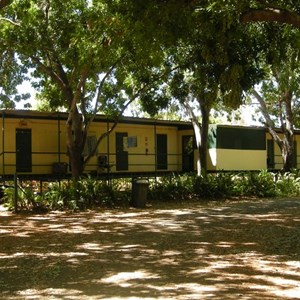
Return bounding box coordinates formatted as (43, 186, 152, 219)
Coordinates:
(208, 125, 268, 171)
(208, 125, 300, 171)
(0, 109, 298, 179)
(0, 110, 194, 179)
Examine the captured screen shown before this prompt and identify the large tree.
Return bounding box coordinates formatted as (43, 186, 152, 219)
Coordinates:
(230, 1, 300, 172)
(137, 2, 265, 175)
(252, 40, 300, 172)
(188, 0, 300, 173)
(240, 3, 300, 28)
(188, 0, 300, 27)
(126, 1, 300, 174)
(2, 0, 299, 178)
(0, 0, 168, 179)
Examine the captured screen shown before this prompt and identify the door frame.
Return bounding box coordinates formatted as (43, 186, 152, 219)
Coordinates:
(182, 135, 194, 172)
(16, 128, 32, 172)
(156, 134, 168, 170)
(115, 132, 128, 171)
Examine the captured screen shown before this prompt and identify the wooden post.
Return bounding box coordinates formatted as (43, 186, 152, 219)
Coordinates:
(14, 172, 18, 213)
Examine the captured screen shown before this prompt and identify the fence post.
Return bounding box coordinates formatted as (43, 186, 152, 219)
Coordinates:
(14, 172, 18, 213)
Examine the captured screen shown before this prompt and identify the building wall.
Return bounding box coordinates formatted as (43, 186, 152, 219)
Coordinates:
(214, 149, 266, 170)
(207, 125, 267, 171)
(266, 133, 283, 170)
(0, 117, 67, 175)
(0, 111, 189, 176)
(7, 110, 300, 177)
(96, 123, 181, 173)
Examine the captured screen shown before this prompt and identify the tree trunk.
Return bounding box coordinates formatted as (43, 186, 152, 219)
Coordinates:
(281, 106, 295, 172)
(191, 118, 202, 176)
(66, 105, 85, 180)
(199, 100, 210, 175)
(282, 140, 294, 172)
(252, 89, 295, 172)
(184, 97, 211, 177)
(282, 91, 295, 171)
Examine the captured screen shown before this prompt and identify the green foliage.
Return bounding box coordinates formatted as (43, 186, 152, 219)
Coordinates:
(149, 170, 300, 201)
(2, 187, 15, 210)
(148, 174, 194, 201)
(192, 172, 235, 199)
(2, 184, 47, 211)
(44, 184, 66, 210)
(2, 170, 300, 212)
(148, 173, 236, 201)
(0, 49, 30, 108)
(0, 0, 170, 113)
(232, 171, 277, 197)
(275, 171, 300, 197)
(45, 177, 131, 210)
(2, 177, 131, 211)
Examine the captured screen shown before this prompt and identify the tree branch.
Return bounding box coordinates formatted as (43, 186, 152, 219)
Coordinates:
(30, 56, 72, 97)
(252, 88, 283, 148)
(240, 8, 300, 28)
(83, 83, 149, 166)
(82, 57, 123, 138)
(83, 119, 118, 166)
(0, 17, 20, 26)
(84, 64, 182, 166)
(92, 62, 120, 119)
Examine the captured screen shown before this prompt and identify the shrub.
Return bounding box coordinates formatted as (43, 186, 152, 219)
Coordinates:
(2, 184, 48, 212)
(192, 172, 234, 199)
(2, 177, 132, 212)
(4, 170, 300, 212)
(44, 182, 69, 210)
(148, 173, 194, 201)
(231, 171, 277, 198)
(252, 170, 277, 197)
(45, 177, 131, 210)
(275, 171, 300, 197)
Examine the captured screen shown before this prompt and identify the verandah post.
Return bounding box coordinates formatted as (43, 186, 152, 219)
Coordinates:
(14, 172, 18, 213)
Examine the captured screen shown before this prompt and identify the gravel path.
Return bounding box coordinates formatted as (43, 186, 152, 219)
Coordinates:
(1, 198, 300, 299)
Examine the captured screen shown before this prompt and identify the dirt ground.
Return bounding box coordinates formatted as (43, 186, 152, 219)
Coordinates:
(1, 198, 300, 300)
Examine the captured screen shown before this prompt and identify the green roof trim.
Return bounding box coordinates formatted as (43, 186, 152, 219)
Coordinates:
(209, 125, 266, 150)
(0, 109, 193, 129)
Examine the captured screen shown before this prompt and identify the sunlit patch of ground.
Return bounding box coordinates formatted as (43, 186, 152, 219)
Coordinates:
(1, 198, 300, 299)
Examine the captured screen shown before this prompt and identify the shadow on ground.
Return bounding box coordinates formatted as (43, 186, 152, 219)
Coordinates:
(1, 198, 300, 299)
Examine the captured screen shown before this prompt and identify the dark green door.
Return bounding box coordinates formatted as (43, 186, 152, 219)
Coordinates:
(156, 134, 167, 170)
(267, 139, 275, 169)
(16, 128, 32, 172)
(116, 132, 128, 171)
(182, 135, 194, 172)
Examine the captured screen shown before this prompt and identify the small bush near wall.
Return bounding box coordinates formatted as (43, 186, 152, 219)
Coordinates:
(192, 172, 235, 199)
(148, 174, 194, 201)
(149, 170, 300, 201)
(231, 171, 277, 198)
(2, 171, 300, 212)
(2, 177, 132, 212)
(275, 170, 300, 197)
(44, 177, 132, 210)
